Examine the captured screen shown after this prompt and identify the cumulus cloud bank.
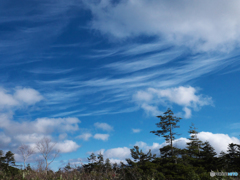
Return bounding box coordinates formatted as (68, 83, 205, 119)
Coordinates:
(134, 86, 212, 118)
(85, 0, 240, 51)
(0, 86, 81, 154)
(197, 132, 240, 154)
(0, 114, 81, 153)
(93, 132, 240, 162)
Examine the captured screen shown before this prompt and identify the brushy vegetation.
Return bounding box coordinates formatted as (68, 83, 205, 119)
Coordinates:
(1, 109, 240, 180)
(0, 157, 239, 180)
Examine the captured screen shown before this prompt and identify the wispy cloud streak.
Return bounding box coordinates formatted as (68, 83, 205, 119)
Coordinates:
(34, 43, 239, 117)
(1, 0, 240, 119)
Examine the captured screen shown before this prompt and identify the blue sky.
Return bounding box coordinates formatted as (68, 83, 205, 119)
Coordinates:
(1, 0, 240, 171)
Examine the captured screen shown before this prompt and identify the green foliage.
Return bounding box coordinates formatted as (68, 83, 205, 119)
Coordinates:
(87, 152, 96, 163)
(186, 170, 200, 180)
(198, 172, 212, 180)
(126, 146, 156, 167)
(0, 150, 20, 177)
(186, 123, 203, 159)
(63, 162, 71, 172)
(217, 151, 228, 170)
(226, 143, 240, 171)
(105, 158, 111, 170)
(200, 141, 218, 172)
(26, 164, 32, 171)
(150, 108, 181, 156)
(97, 153, 104, 165)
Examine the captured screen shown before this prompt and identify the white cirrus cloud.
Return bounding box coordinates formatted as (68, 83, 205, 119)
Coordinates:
(84, 0, 240, 51)
(134, 86, 212, 118)
(77, 133, 92, 141)
(94, 134, 109, 141)
(94, 122, 113, 131)
(132, 129, 141, 133)
(228, 123, 240, 129)
(134, 91, 153, 102)
(140, 103, 162, 116)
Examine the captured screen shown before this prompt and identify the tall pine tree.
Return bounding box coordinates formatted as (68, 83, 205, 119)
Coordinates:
(200, 141, 217, 171)
(186, 123, 202, 159)
(226, 143, 240, 171)
(150, 108, 181, 156)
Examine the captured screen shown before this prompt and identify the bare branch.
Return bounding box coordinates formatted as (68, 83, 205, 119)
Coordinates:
(35, 137, 60, 173)
(18, 144, 34, 169)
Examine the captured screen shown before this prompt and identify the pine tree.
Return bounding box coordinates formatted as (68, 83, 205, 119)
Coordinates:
(26, 163, 32, 171)
(150, 108, 181, 156)
(97, 153, 104, 166)
(201, 141, 217, 158)
(105, 158, 112, 169)
(64, 162, 72, 172)
(226, 143, 240, 171)
(126, 146, 156, 168)
(159, 145, 172, 159)
(87, 153, 96, 163)
(159, 145, 182, 164)
(84, 152, 97, 172)
(200, 141, 217, 171)
(4, 151, 15, 167)
(0, 150, 4, 164)
(218, 151, 228, 170)
(0, 150, 5, 171)
(0, 150, 19, 175)
(186, 123, 202, 159)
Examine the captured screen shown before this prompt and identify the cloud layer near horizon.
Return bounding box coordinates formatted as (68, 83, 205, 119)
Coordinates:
(90, 131, 240, 164)
(0, 87, 81, 154)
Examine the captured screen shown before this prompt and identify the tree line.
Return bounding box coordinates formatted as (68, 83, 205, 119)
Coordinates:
(0, 109, 240, 179)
